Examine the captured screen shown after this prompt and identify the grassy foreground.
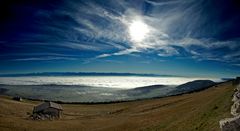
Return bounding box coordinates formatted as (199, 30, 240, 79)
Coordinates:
(0, 81, 234, 131)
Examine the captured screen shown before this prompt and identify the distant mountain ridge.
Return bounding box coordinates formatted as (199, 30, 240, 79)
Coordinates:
(0, 72, 178, 77)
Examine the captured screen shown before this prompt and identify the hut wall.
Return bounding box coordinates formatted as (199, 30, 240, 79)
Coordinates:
(43, 108, 60, 117)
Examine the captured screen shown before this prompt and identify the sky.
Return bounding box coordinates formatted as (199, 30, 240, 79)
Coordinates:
(0, 0, 240, 77)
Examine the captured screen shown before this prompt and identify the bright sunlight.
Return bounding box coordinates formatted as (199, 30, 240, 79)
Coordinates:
(129, 20, 150, 42)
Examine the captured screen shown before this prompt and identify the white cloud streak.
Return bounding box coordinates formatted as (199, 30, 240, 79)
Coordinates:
(145, 0, 183, 6)
(28, 0, 240, 65)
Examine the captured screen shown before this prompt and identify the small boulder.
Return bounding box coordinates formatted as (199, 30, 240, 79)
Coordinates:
(231, 100, 240, 116)
(219, 115, 240, 131)
(232, 91, 240, 102)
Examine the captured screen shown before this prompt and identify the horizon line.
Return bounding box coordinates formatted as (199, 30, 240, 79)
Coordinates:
(0, 72, 181, 77)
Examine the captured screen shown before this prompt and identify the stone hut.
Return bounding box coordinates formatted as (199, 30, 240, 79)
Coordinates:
(33, 101, 63, 119)
(13, 96, 22, 101)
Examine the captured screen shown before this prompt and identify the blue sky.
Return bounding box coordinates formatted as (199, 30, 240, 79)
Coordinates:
(0, 0, 240, 77)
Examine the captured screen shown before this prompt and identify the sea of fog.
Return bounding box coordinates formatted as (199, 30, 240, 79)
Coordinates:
(0, 76, 222, 102)
(0, 76, 221, 88)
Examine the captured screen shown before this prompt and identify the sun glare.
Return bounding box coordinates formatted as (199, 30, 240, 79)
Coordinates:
(129, 20, 149, 42)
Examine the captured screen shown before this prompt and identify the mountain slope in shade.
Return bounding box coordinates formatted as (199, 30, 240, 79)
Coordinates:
(124, 85, 173, 98)
(127, 80, 216, 99)
(170, 80, 216, 95)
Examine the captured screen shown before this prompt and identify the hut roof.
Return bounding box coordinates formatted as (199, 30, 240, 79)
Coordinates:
(33, 102, 63, 113)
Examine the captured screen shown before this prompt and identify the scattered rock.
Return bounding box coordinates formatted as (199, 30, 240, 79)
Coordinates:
(220, 77, 240, 130)
(232, 91, 240, 102)
(219, 115, 240, 131)
(231, 100, 240, 116)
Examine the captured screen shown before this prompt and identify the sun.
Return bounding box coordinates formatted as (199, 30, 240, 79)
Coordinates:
(129, 20, 150, 42)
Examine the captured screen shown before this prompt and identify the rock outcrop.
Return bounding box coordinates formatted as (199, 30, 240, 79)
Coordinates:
(232, 91, 240, 102)
(219, 78, 240, 131)
(219, 116, 240, 131)
(231, 100, 240, 116)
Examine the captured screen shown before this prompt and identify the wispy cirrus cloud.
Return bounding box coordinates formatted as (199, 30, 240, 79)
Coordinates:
(145, 0, 183, 6)
(90, 0, 240, 66)
(0, 0, 240, 70)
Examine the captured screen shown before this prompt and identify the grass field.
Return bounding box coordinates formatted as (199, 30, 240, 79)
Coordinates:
(0, 81, 234, 131)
